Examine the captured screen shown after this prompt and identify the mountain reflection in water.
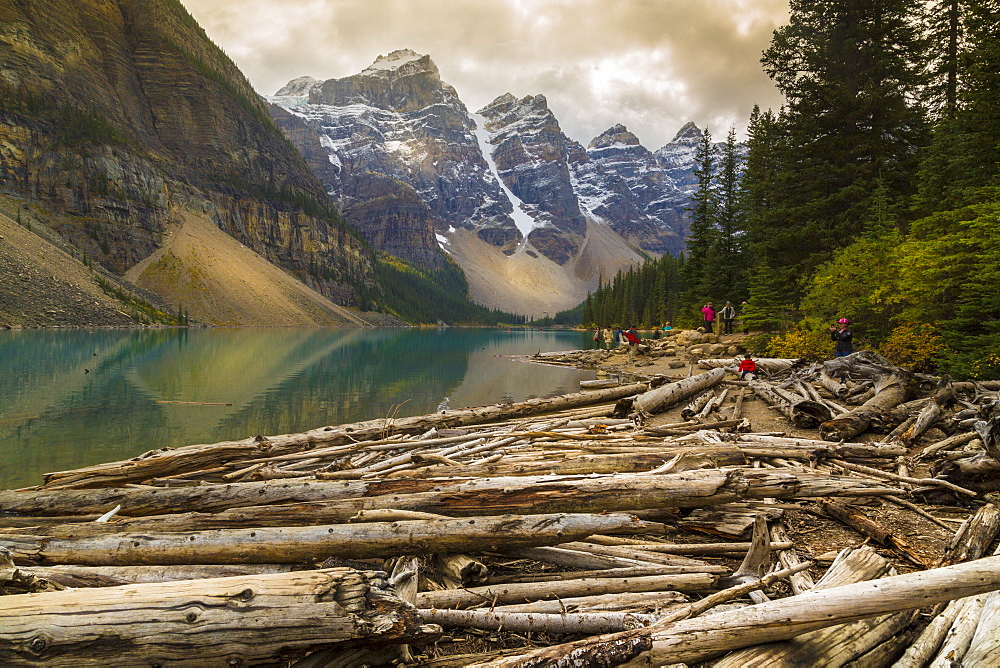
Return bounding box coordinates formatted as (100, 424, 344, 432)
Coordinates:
(0, 328, 596, 488)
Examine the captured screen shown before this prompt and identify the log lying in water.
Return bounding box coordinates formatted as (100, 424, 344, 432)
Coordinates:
(0, 513, 654, 567)
(0, 568, 439, 666)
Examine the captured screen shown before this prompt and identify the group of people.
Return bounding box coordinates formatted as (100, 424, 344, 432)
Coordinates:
(700, 301, 747, 335)
(592, 310, 855, 365)
(593, 326, 642, 362)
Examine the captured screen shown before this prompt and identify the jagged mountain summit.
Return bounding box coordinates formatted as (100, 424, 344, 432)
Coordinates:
(269, 49, 713, 315)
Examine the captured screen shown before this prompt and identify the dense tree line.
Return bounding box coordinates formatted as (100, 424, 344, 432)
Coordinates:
(579, 254, 686, 328)
(360, 255, 526, 326)
(582, 0, 1000, 378)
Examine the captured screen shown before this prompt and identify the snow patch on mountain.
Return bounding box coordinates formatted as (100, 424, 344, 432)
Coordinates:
(472, 113, 539, 241)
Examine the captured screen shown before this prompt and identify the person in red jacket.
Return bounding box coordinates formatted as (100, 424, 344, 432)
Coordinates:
(738, 354, 757, 380)
(622, 326, 641, 363)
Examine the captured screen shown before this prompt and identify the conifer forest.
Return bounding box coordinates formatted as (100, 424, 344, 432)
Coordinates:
(581, 0, 1000, 379)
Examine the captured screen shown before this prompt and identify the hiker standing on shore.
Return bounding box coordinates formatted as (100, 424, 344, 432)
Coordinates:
(623, 325, 640, 363)
(830, 318, 853, 357)
(602, 327, 614, 350)
(720, 301, 737, 335)
(701, 302, 716, 333)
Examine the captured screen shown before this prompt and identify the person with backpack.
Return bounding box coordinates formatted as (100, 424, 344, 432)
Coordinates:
(622, 325, 641, 363)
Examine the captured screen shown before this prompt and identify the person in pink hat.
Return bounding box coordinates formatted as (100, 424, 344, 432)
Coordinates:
(829, 318, 853, 357)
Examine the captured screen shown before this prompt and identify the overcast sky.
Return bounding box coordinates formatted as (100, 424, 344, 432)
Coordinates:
(180, 0, 789, 149)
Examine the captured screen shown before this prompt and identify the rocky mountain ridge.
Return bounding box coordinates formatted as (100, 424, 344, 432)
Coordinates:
(269, 50, 721, 314)
(0, 0, 392, 327)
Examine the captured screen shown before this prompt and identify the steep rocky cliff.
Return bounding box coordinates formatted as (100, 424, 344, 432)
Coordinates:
(268, 50, 721, 315)
(0, 0, 383, 325)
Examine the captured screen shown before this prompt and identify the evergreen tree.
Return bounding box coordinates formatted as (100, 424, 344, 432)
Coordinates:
(706, 127, 750, 302)
(756, 0, 931, 305)
(683, 127, 718, 304)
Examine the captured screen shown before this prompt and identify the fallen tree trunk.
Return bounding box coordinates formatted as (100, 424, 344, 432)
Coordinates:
(614, 369, 725, 418)
(3, 470, 902, 537)
(698, 358, 802, 374)
(8, 563, 303, 588)
(414, 572, 717, 610)
(472, 554, 1000, 668)
(818, 499, 929, 567)
(39, 383, 650, 490)
(820, 372, 912, 441)
(748, 378, 833, 428)
(419, 609, 660, 634)
(0, 513, 653, 566)
(0, 568, 439, 666)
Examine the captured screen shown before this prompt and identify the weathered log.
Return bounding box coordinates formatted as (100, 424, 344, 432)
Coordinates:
(717, 514, 771, 604)
(0, 568, 440, 666)
(491, 591, 689, 614)
(817, 499, 929, 567)
(1, 469, 901, 540)
(892, 595, 971, 668)
(930, 593, 987, 665)
(820, 372, 912, 441)
(419, 609, 660, 634)
(963, 589, 1000, 666)
(10, 563, 303, 588)
(476, 553, 1000, 668)
(382, 447, 747, 479)
(39, 383, 650, 489)
(770, 521, 815, 595)
(938, 503, 1000, 567)
(434, 553, 488, 588)
(0, 513, 654, 566)
(733, 433, 908, 458)
(714, 549, 907, 668)
(614, 368, 725, 418)
(900, 401, 944, 445)
(414, 572, 718, 610)
(681, 390, 714, 420)
(930, 452, 1000, 496)
(748, 378, 833, 428)
(585, 537, 795, 557)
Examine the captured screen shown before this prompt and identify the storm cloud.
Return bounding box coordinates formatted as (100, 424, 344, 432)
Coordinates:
(180, 0, 788, 149)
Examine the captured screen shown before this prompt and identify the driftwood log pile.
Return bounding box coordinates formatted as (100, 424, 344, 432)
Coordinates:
(1, 346, 1000, 666)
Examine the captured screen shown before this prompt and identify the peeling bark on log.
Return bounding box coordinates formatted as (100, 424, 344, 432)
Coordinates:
(0, 568, 440, 666)
(615, 369, 725, 418)
(0, 513, 653, 567)
(681, 391, 714, 420)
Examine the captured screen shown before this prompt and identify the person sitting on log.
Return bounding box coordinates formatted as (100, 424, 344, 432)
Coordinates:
(738, 354, 758, 381)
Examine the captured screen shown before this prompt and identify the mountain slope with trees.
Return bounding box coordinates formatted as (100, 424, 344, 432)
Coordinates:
(581, 0, 1000, 379)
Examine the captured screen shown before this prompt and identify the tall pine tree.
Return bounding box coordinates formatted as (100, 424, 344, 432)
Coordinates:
(752, 0, 931, 308)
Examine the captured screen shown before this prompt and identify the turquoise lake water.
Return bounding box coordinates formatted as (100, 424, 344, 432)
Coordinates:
(0, 328, 597, 489)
